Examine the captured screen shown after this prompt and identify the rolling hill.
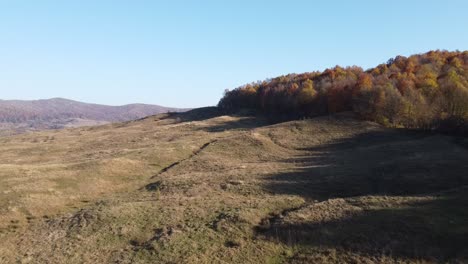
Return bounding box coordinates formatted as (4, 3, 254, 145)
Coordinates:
(0, 51, 467, 263)
(0, 108, 466, 263)
(0, 98, 187, 135)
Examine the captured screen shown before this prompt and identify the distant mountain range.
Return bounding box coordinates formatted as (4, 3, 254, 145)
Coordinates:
(0, 98, 187, 135)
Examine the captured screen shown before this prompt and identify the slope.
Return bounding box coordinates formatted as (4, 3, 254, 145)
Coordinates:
(0, 108, 466, 263)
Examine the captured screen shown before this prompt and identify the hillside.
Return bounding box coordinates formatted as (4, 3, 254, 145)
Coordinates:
(0, 98, 187, 135)
(0, 108, 466, 263)
(219, 50, 468, 134)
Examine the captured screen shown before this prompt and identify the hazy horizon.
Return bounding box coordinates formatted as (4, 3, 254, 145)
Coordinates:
(1, 1, 467, 108)
(0, 96, 188, 108)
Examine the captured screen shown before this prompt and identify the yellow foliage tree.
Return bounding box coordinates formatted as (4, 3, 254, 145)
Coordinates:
(298, 79, 316, 106)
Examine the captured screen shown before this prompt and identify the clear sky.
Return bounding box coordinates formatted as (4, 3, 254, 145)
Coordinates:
(1, 1, 467, 107)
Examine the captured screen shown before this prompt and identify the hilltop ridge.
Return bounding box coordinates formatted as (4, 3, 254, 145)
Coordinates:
(0, 98, 188, 135)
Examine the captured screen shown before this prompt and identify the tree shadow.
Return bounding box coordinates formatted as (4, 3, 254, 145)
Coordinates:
(263, 130, 468, 201)
(165, 107, 224, 122)
(256, 191, 468, 262)
(258, 129, 468, 261)
(159, 107, 270, 132)
(194, 116, 270, 133)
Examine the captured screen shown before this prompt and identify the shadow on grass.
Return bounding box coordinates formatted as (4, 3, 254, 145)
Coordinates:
(264, 130, 468, 200)
(257, 192, 468, 262)
(165, 107, 224, 122)
(163, 107, 270, 132)
(195, 116, 270, 133)
(258, 129, 468, 261)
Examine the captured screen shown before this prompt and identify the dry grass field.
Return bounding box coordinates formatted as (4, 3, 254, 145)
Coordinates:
(0, 108, 467, 263)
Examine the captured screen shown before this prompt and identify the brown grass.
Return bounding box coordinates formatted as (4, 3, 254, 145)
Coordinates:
(0, 109, 466, 263)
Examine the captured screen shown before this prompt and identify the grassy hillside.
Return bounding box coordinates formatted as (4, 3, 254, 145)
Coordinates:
(0, 108, 466, 263)
(219, 50, 468, 134)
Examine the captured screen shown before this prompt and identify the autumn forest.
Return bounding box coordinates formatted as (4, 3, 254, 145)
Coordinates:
(219, 50, 468, 134)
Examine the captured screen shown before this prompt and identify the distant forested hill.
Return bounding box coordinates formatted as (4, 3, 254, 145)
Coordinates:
(219, 50, 468, 134)
(0, 98, 187, 135)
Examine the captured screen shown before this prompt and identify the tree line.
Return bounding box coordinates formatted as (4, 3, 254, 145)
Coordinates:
(218, 50, 468, 134)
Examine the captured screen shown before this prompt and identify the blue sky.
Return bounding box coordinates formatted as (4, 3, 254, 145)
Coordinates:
(0, 1, 467, 107)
